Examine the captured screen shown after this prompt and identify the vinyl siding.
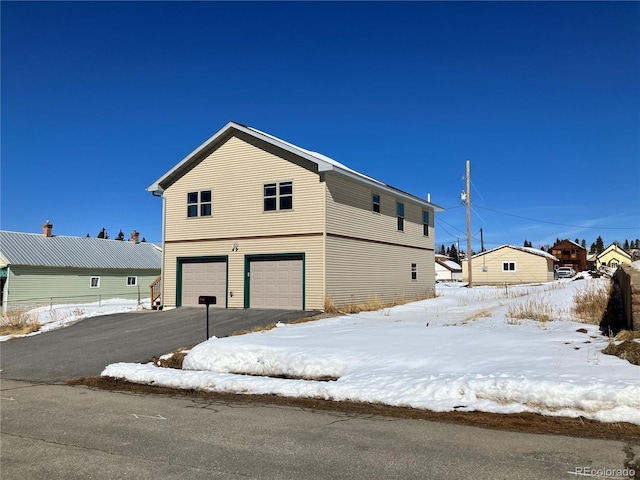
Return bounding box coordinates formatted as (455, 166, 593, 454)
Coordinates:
(163, 231, 324, 310)
(163, 135, 325, 242)
(325, 235, 435, 306)
(324, 174, 435, 307)
(325, 174, 435, 251)
(596, 246, 632, 268)
(4, 265, 160, 310)
(462, 248, 555, 285)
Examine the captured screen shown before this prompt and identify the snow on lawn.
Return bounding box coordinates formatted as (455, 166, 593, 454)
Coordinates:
(0, 298, 152, 342)
(103, 276, 640, 425)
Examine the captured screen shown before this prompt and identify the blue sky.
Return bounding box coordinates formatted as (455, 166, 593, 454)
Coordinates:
(2, 1, 639, 251)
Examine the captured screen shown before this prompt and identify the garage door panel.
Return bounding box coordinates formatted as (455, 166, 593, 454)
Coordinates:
(181, 261, 226, 308)
(249, 258, 302, 310)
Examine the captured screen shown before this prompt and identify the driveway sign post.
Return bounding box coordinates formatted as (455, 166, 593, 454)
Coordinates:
(198, 296, 217, 340)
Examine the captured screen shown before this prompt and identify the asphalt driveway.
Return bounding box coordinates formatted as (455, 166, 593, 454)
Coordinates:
(0, 308, 320, 383)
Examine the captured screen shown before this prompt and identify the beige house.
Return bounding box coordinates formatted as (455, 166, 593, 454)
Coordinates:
(148, 121, 443, 310)
(595, 243, 632, 270)
(462, 245, 557, 285)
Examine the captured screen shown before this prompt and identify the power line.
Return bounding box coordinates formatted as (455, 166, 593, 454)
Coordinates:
(474, 205, 639, 231)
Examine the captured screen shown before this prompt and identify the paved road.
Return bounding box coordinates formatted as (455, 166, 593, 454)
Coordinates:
(0, 308, 319, 383)
(2, 379, 636, 480)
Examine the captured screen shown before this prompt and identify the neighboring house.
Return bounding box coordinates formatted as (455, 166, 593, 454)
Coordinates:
(435, 254, 462, 282)
(461, 245, 558, 285)
(147, 121, 444, 310)
(0, 223, 162, 313)
(595, 243, 632, 270)
(550, 239, 587, 272)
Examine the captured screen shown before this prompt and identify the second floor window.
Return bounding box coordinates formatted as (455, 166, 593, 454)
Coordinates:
(187, 190, 212, 217)
(372, 194, 381, 213)
(264, 181, 293, 211)
(397, 202, 404, 231)
(423, 210, 429, 236)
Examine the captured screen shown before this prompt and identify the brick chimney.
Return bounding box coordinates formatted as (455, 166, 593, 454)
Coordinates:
(42, 220, 53, 237)
(129, 229, 140, 244)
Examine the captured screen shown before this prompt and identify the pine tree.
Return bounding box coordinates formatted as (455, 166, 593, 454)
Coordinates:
(97, 228, 108, 239)
(438, 244, 446, 255)
(589, 242, 596, 254)
(116, 230, 124, 241)
(624, 239, 630, 251)
(595, 236, 604, 254)
(523, 239, 532, 247)
(449, 244, 460, 264)
(581, 239, 586, 249)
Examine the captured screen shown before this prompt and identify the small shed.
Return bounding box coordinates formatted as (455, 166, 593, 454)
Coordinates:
(462, 245, 558, 285)
(435, 254, 463, 282)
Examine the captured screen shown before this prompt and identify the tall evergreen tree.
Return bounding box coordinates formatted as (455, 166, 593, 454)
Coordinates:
(581, 239, 586, 249)
(595, 236, 604, 254)
(449, 244, 460, 264)
(624, 239, 630, 251)
(438, 244, 446, 255)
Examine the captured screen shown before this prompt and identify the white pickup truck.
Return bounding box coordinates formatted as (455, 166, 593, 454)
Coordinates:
(556, 266, 576, 279)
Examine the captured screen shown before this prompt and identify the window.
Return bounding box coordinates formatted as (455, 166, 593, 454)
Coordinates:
(264, 181, 293, 211)
(502, 262, 516, 272)
(90, 276, 100, 288)
(127, 276, 137, 286)
(411, 263, 417, 280)
(397, 202, 404, 231)
(372, 194, 380, 213)
(422, 210, 429, 236)
(200, 190, 212, 216)
(187, 192, 198, 217)
(187, 190, 212, 218)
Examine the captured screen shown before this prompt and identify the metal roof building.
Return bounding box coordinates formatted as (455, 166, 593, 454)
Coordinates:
(0, 231, 162, 269)
(0, 227, 162, 313)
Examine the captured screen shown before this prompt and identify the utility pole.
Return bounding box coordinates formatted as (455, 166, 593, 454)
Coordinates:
(466, 160, 472, 288)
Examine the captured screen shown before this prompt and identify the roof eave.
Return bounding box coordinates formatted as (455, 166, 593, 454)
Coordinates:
(147, 121, 445, 212)
(148, 121, 337, 194)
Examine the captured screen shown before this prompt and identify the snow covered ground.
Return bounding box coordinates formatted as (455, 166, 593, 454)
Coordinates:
(0, 298, 151, 342)
(102, 276, 640, 425)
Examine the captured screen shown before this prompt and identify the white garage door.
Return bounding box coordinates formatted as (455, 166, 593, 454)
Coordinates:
(181, 261, 226, 308)
(250, 258, 302, 310)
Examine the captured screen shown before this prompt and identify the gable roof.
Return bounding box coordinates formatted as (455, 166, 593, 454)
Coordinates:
(435, 254, 462, 272)
(471, 244, 558, 261)
(597, 243, 632, 261)
(552, 239, 585, 251)
(0, 231, 162, 270)
(147, 121, 444, 212)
